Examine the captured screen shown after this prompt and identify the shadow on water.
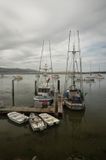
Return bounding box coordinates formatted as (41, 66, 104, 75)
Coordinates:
(7, 119, 29, 128)
(62, 110, 87, 160)
(62, 110, 104, 160)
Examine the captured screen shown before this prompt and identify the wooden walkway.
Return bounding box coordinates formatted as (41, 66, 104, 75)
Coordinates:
(0, 104, 63, 117)
(0, 95, 63, 117)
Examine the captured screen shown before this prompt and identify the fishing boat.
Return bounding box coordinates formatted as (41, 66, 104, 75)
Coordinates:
(95, 73, 104, 79)
(84, 64, 95, 82)
(29, 113, 47, 131)
(39, 113, 60, 126)
(64, 30, 85, 111)
(33, 64, 54, 106)
(34, 95, 53, 107)
(84, 76, 95, 82)
(7, 112, 29, 124)
(33, 41, 54, 107)
(13, 75, 23, 81)
(95, 65, 104, 79)
(52, 74, 60, 80)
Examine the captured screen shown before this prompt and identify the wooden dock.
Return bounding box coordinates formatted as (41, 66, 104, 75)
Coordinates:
(0, 103, 63, 117)
(0, 93, 64, 117)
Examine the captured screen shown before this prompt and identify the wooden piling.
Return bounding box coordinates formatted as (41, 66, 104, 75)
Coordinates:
(12, 79, 15, 106)
(57, 80, 60, 93)
(54, 91, 58, 114)
(34, 80, 37, 95)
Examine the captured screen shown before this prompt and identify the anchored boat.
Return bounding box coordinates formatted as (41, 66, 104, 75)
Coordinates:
(64, 30, 85, 111)
(95, 73, 104, 79)
(95, 65, 104, 79)
(7, 112, 29, 124)
(34, 41, 54, 107)
(39, 113, 60, 126)
(29, 113, 47, 131)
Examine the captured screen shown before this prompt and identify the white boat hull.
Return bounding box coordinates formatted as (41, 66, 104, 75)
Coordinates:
(29, 113, 47, 131)
(7, 112, 29, 124)
(64, 100, 85, 111)
(39, 113, 60, 126)
(33, 95, 53, 107)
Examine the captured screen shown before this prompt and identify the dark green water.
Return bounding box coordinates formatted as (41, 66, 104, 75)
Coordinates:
(0, 74, 106, 160)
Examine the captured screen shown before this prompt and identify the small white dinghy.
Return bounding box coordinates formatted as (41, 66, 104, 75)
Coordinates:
(29, 113, 47, 131)
(7, 112, 29, 124)
(39, 113, 60, 126)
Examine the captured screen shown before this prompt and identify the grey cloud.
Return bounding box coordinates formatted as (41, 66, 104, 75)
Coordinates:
(0, 0, 106, 71)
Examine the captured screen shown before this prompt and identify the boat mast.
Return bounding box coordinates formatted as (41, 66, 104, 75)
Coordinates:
(37, 40, 54, 89)
(72, 44, 76, 89)
(77, 30, 83, 91)
(65, 30, 83, 91)
(49, 40, 54, 90)
(64, 30, 71, 90)
(37, 40, 44, 84)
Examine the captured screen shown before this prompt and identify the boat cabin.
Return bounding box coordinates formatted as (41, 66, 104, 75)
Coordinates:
(38, 87, 50, 94)
(38, 87, 54, 96)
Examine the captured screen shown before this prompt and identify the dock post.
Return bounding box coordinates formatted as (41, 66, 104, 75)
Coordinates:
(57, 80, 60, 93)
(34, 80, 37, 95)
(54, 90, 58, 116)
(12, 79, 15, 106)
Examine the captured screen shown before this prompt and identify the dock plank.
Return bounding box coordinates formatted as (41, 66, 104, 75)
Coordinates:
(0, 104, 63, 116)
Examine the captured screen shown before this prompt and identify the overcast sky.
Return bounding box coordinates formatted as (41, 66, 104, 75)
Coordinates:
(0, 0, 106, 71)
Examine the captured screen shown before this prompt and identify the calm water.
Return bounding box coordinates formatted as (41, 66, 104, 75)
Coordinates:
(0, 74, 106, 160)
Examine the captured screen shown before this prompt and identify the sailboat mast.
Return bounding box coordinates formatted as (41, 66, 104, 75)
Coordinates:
(38, 40, 44, 83)
(77, 30, 83, 91)
(65, 30, 83, 91)
(49, 40, 54, 90)
(64, 30, 71, 90)
(72, 44, 76, 89)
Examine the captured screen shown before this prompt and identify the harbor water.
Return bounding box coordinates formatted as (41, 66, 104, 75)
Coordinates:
(0, 74, 106, 160)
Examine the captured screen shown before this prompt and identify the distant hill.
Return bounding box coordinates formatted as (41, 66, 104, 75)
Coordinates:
(0, 67, 38, 74)
(0, 67, 106, 75)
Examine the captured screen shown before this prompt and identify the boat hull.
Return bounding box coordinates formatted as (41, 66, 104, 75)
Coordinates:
(39, 113, 60, 126)
(33, 95, 53, 107)
(7, 112, 29, 124)
(64, 100, 85, 111)
(29, 113, 47, 131)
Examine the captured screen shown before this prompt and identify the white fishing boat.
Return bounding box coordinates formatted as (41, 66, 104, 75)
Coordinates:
(7, 112, 29, 124)
(52, 74, 60, 80)
(95, 73, 104, 79)
(64, 89, 85, 111)
(29, 113, 47, 131)
(84, 64, 95, 82)
(39, 113, 60, 126)
(34, 95, 53, 107)
(34, 41, 54, 107)
(64, 30, 85, 111)
(13, 75, 23, 81)
(84, 75, 95, 82)
(95, 65, 104, 79)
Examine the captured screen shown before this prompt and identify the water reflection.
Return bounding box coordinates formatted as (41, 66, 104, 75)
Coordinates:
(64, 110, 85, 127)
(7, 118, 29, 129)
(64, 110, 86, 160)
(0, 74, 106, 160)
